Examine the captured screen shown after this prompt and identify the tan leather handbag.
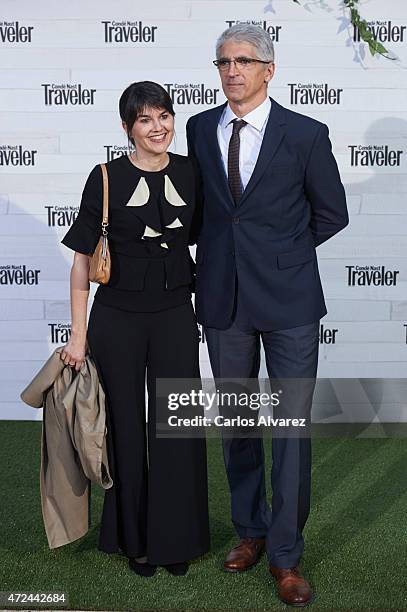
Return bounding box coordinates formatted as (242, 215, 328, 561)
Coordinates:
(89, 163, 111, 284)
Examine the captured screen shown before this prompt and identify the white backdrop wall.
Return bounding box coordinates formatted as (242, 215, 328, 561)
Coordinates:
(0, 0, 406, 420)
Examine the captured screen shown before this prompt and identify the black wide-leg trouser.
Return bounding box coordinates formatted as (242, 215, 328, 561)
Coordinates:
(87, 299, 210, 565)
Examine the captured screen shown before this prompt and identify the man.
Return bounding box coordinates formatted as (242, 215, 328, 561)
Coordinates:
(187, 23, 348, 607)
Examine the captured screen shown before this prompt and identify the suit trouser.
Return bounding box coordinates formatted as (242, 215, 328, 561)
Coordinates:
(205, 286, 319, 568)
(87, 299, 210, 565)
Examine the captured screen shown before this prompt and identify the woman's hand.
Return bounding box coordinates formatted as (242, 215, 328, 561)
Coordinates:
(60, 333, 86, 372)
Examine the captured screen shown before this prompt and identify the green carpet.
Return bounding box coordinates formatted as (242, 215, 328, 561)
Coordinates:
(0, 421, 406, 611)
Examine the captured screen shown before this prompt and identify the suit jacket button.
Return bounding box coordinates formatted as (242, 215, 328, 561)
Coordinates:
(233, 217, 240, 224)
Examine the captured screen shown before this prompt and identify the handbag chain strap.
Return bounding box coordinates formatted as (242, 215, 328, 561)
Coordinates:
(100, 163, 109, 235)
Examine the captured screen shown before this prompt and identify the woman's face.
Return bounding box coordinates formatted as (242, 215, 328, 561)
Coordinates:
(124, 106, 174, 156)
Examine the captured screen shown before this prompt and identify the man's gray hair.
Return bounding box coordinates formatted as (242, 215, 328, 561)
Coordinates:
(216, 23, 275, 63)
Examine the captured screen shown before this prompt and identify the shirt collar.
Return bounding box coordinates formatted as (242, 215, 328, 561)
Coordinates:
(221, 97, 272, 132)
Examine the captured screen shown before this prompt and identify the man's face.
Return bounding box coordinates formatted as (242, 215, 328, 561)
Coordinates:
(217, 40, 275, 106)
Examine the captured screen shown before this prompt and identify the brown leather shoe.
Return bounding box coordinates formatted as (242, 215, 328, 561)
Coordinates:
(223, 537, 265, 572)
(269, 565, 313, 607)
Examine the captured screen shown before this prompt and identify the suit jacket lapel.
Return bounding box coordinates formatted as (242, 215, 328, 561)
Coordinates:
(239, 97, 286, 206)
(205, 102, 236, 210)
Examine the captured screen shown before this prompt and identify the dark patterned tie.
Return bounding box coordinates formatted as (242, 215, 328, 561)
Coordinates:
(227, 119, 247, 205)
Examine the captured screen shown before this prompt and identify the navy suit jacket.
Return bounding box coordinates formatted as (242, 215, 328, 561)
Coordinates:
(186, 97, 349, 331)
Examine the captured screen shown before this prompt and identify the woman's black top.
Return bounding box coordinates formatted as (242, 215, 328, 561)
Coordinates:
(61, 152, 200, 312)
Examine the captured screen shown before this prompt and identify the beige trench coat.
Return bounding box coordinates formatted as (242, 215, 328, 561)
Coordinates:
(21, 347, 113, 549)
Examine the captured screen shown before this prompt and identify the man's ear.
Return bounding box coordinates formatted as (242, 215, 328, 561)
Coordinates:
(265, 63, 275, 83)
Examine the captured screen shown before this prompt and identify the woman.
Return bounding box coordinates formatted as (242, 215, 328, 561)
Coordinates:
(60, 81, 209, 577)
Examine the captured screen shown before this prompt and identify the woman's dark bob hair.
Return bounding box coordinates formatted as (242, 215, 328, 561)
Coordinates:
(119, 81, 175, 146)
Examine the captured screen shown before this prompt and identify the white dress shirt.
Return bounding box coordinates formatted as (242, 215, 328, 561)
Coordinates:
(217, 96, 271, 190)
